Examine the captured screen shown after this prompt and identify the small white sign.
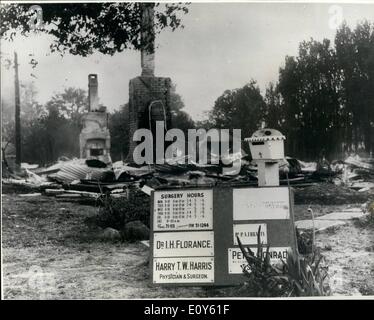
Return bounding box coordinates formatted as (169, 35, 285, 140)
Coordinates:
(233, 187, 290, 221)
(153, 231, 214, 257)
(228, 247, 291, 274)
(153, 257, 214, 283)
(153, 189, 213, 231)
(233, 223, 267, 245)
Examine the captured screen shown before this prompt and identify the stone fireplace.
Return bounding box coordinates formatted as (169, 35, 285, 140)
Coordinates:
(79, 74, 111, 164)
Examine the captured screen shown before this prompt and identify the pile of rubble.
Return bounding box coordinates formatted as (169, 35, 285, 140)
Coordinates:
(2, 154, 373, 204)
(2, 155, 253, 201)
(339, 156, 374, 192)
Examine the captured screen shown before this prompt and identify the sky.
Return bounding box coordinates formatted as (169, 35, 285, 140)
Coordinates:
(1, 1, 374, 120)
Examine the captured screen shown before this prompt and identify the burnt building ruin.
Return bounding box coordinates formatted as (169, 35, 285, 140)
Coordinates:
(79, 74, 111, 164)
(125, 4, 172, 163)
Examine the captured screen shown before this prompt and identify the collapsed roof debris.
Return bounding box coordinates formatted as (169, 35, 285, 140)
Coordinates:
(2, 152, 374, 205)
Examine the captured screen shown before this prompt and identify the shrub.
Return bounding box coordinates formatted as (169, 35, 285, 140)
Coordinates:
(353, 201, 374, 229)
(284, 248, 331, 296)
(237, 225, 331, 297)
(91, 188, 150, 231)
(296, 227, 313, 254)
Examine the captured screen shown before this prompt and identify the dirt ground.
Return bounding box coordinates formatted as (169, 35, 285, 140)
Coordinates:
(315, 219, 374, 296)
(1, 192, 373, 299)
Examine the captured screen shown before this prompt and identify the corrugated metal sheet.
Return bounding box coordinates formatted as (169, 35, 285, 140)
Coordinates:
(49, 161, 109, 183)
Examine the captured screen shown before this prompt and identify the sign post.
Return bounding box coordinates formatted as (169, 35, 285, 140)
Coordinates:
(150, 129, 298, 286)
(150, 185, 297, 286)
(151, 189, 215, 285)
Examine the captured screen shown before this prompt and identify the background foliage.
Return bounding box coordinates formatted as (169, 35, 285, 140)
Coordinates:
(206, 21, 374, 160)
(1, 3, 373, 163)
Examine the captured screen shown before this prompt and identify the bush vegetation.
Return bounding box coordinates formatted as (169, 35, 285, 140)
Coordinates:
(90, 188, 150, 231)
(237, 226, 330, 297)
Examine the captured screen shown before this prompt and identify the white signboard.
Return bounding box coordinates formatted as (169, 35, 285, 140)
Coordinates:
(228, 247, 291, 274)
(153, 189, 213, 231)
(153, 257, 214, 283)
(233, 223, 267, 245)
(153, 231, 214, 257)
(233, 187, 290, 221)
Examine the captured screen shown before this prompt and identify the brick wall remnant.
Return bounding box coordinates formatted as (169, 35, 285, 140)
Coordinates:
(124, 4, 172, 163)
(126, 76, 171, 163)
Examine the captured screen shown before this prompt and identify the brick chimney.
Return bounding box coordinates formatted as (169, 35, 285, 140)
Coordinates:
(88, 74, 99, 111)
(80, 74, 111, 164)
(124, 4, 173, 163)
(141, 4, 155, 77)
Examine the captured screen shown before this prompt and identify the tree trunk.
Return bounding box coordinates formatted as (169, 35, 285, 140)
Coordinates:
(14, 52, 21, 165)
